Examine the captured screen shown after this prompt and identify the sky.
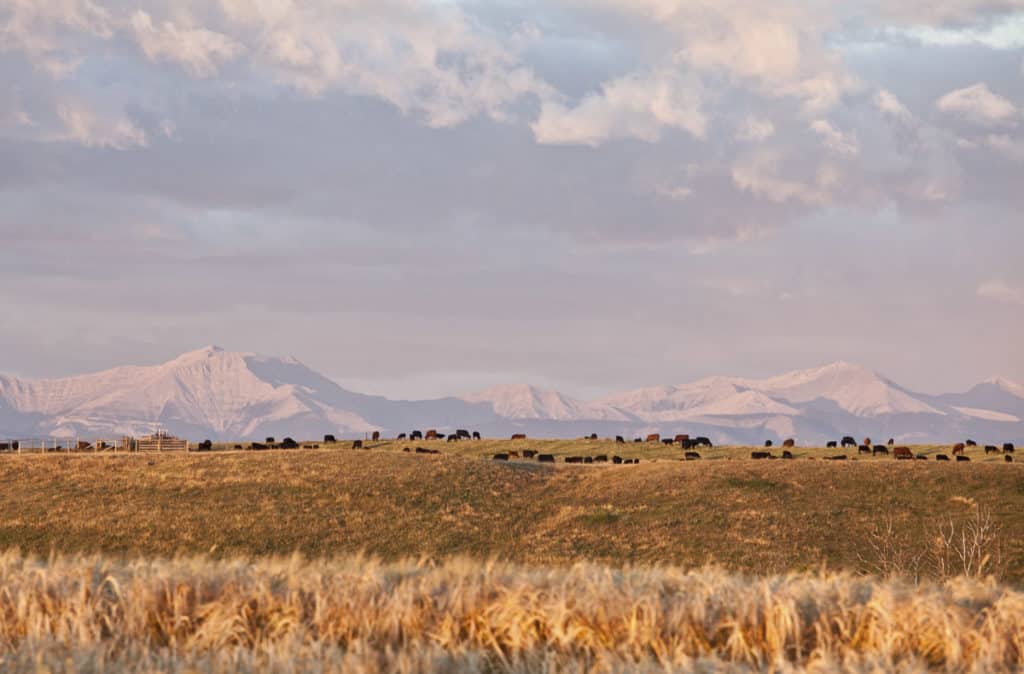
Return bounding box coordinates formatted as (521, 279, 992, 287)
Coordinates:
(0, 0, 1022, 400)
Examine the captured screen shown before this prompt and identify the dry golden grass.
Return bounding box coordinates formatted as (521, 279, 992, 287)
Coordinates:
(0, 551, 1022, 673)
(1, 447, 1023, 582)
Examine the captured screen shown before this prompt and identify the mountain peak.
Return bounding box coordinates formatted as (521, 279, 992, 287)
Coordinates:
(983, 376, 1024, 398)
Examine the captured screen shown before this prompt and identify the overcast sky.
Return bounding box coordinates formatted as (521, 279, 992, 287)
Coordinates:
(1, 0, 1022, 399)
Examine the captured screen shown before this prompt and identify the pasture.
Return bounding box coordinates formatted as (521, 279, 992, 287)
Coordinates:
(1, 442, 1023, 581)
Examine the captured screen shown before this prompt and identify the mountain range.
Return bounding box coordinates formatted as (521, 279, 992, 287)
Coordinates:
(1, 346, 1021, 445)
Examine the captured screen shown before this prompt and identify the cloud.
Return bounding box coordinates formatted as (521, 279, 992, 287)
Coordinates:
(977, 279, 1024, 305)
(53, 100, 147, 150)
(810, 119, 859, 156)
(736, 116, 775, 142)
(532, 69, 706, 145)
(130, 10, 243, 78)
(937, 83, 1018, 126)
(731, 151, 830, 205)
(874, 89, 913, 122)
(0, 0, 113, 77)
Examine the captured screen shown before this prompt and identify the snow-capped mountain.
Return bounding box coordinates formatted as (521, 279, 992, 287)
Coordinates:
(0, 348, 1021, 444)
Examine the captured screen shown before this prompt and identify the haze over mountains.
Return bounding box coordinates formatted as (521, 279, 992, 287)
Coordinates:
(0, 347, 1021, 445)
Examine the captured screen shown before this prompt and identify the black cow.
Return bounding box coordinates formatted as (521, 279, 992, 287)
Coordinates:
(584, 457, 594, 464)
(751, 451, 772, 459)
(493, 453, 509, 461)
(281, 437, 298, 449)
(472, 431, 481, 440)
(447, 435, 459, 443)
(457, 429, 471, 439)
(415, 447, 439, 454)
(634, 438, 643, 443)
(841, 436, 857, 448)
(828, 455, 848, 460)
(588, 433, 598, 440)
(1006, 455, 1013, 463)
(565, 456, 583, 464)
(324, 434, 337, 443)
(396, 433, 407, 441)
(411, 431, 423, 440)
(985, 445, 1000, 454)
(196, 439, 213, 451)
(594, 454, 608, 462)
(523, 450, 537, 459)
(538, 454, 555, 463)
(765, 440, 774, 448)
(936, 454, 950, 461)
(403, 447, 411, 452)
(684, 451, 701, 460)
(826, 441, 837, 448)
(782, 450, 794, 459)
(352, 440, 363, 449)
(265, 437, 275, 444)
(965, 439, 977, 447)
(615, 436, 625, 444)
(662, 438, 674, 445)
(371, 431, 380, 441)
(234, 444, 243, 450)
(612, 456, 623, 464)
(872, 445, 888, 456)
(250, 442, 268, 450)
(956, 455, 971, 462)
(916, 454, 928, 460)
(858, 445, 872, 455)
(694, 437, 713, 448)
(1004, 443, 1015, 453)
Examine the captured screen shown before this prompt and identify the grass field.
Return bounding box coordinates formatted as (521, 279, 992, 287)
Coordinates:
(1, 443, 1022, 581)
(1, 551, 1022, 673)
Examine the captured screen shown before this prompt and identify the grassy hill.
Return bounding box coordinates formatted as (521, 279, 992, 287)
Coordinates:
(1, 441, 1022, 581)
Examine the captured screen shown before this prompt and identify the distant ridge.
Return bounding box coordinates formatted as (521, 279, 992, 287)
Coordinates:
(1, 348, 1021, 444)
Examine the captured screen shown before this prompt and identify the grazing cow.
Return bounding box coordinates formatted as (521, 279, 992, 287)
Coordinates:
(395, 433, 406, 441)
(411, 431, 423, 440)
(888, 438, 895, 446)
(511, 433, 527, 440)
(0, 443, 8, 451)
(197, 440, 213, 451)
(893, 447, 913, 460)
(985, 445, 1000, 455)
(588, 433, 598, 440)
(828, 455, 848, 460)
(782, 438, 795, 448)
(662, 438, 675, 445)
(426, 430, 439, 440)
(1006, 455, 1013, 463)
(956, 455, 971, 462)
(436, 433, 447, 440)
(616, 436, 625, 444)
(965, 439, 977, 447)
(537, 454, 555, 463)
(782, 450, 794, 460)
(765, 440, 774, 448)
(281, 437, 299, 449)
(936, 454, 950, 461)
(1004, 443, 1016, 453)
(694, 437, 713, 448)
(841, 436, 857, 448)
(584, 457, 594, 464)
(613, 456, 623, 464)
(508, 451, 520, 458)
(371, 431, 380, 441)
(858, 445, 872, 455)
(324, 434, 337, 443)
(472, 432, 481, 440)
(352, 440, 363, 449)
(250, 443, 267, 450)
(565, 456, 583, 464)
(447, 435, 459, 443)
(862, 437, 872, 448)
(234, 444, 243, 450)
(646, 433, 660, 442)
(684, 451, 701, 460)
(674, 434, 690, 444)
(493, 453, 509, 461)
(523, 450, 537, 459)
(826, 441, 837, 448)
(266, 437, 275, 444)
(594, 454, 608, 462)
(457, 429, 471, 439)
(634, 438, 643, 443)
(952, 443, 966, 456)
(873, 445, 889, 455)
(403, 447, 411, 452)
(916, 454, 928, 460)
(751, 451, 772, 459)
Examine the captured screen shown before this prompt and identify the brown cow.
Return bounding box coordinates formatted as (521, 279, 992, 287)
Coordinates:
(425, 430, 439, 440)
(507, 451, 520, 458)
(646, 433, 660, 442)
(893, 446, 913, 460)
(674, 434, 690, 443)
(952, 443, 966, 456)
(782, 438, 796, 448)
(863, 437, 872, 447)
(511, 433, 527, 440)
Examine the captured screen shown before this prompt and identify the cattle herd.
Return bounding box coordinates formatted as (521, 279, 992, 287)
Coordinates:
(0, 432, 1017, 466)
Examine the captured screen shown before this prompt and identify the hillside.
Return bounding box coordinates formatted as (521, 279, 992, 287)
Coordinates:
(1, 347, 1022, 444)
(1, 448, 1023, 582)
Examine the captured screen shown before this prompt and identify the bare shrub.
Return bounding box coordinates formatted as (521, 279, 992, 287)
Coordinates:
(932, 505, 1004, 579)
(857, 515, 925, 582)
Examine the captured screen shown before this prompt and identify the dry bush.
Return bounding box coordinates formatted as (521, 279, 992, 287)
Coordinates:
(0, 551, 1022, 673)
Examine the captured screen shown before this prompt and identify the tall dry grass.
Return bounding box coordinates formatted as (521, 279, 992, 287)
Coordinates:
(0, 551, 1022, 673)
